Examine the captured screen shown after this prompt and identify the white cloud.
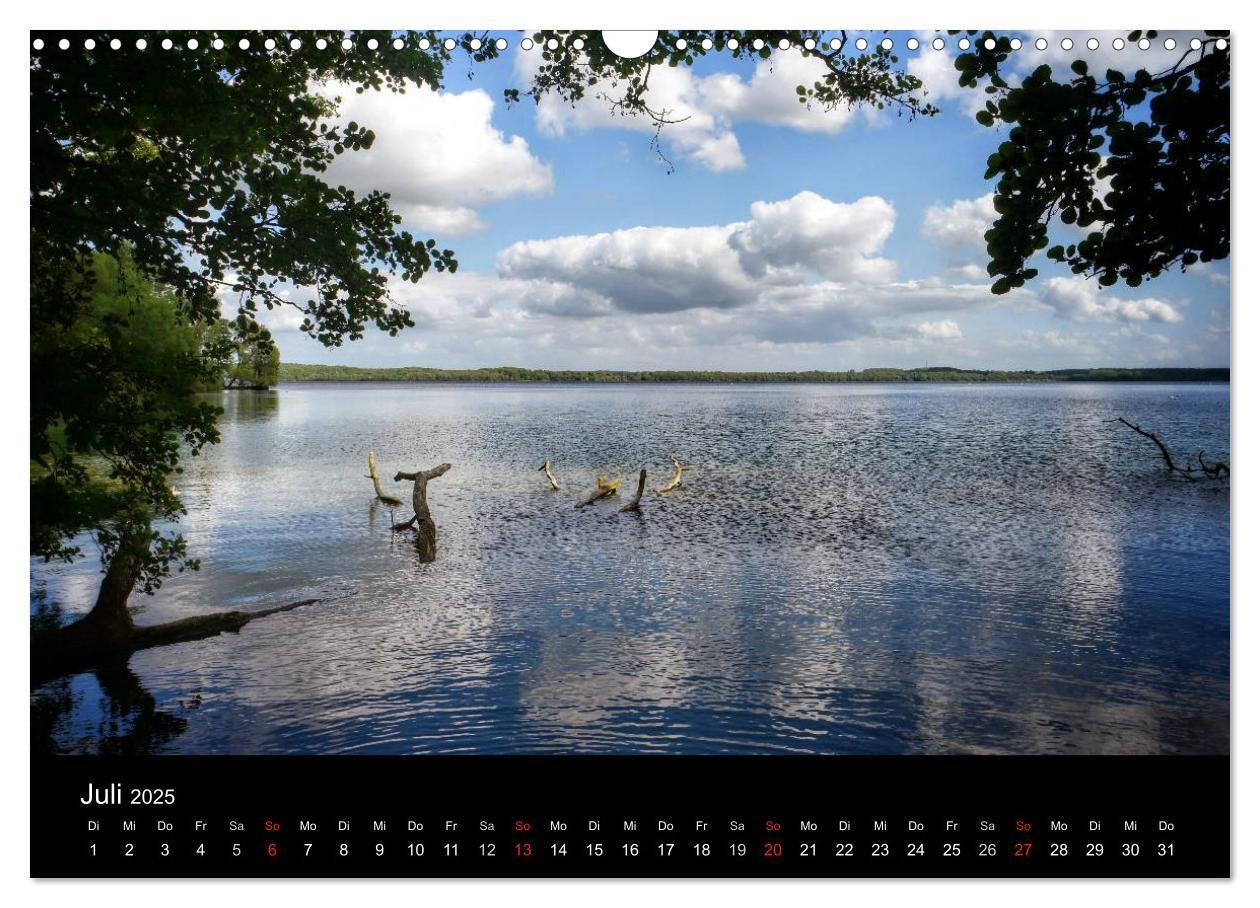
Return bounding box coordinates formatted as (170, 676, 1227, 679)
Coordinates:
(1112, 324, 1170, 344)
(368, 269, 994, 357)
(316, 80, 553, 236)
(922, 193, 996, 260)
(1207, 307, 1229, 338)
(1187, 261, 1230, 287)
(731, 193, 897, 283)
(402, 205, 486, 236)
(704, 279, 999, 346)
(497, 191, 898, 315)
(497, 223, 748, 314)
(521, 47, 857, 172)
(908, 41, 988, 117)
(1041, 276, 1182, 324)
(235, 190, 1007, 358)
(909, 319, 963, 341)
(526, 56, 746, 172)
(696, 51, 859, 135)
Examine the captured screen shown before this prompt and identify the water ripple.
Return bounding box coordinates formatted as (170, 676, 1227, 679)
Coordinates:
(31, 383, 1229, 755)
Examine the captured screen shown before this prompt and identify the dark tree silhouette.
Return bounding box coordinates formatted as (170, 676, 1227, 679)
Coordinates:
(30, 31, 481, 655)
(507, 30, 936, 171)
(956, 30, 1229, 294)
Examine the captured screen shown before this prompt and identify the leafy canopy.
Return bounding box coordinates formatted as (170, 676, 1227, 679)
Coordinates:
(30, 30, 482, 588)
(31, 30, 474, 345)
(955, 30, 1229, 293)
(508, 30, 935, 169)
(198, 320, 281, 390)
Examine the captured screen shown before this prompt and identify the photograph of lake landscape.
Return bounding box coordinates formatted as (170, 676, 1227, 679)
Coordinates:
(31, 30, 1229, 757)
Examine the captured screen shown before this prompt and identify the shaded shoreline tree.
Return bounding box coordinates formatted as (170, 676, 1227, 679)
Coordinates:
(31, 249, 221, 643)
(31, 31, 483, 673)
(201, 319, 281, 390)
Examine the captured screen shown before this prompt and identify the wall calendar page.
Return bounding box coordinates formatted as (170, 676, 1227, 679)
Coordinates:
(23, 4, 1236, 892)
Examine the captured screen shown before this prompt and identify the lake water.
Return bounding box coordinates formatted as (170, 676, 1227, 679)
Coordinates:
(31, 382, 1230, 755)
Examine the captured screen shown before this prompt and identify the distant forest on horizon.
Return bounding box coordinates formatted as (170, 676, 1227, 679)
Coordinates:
(279, 364, 1230, 384)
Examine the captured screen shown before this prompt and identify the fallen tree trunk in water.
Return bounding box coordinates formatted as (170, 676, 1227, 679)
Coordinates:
(539, 459, 561, 491)
(576, 475, 620, 508)
(392, 463, 452, 561)
(1113, 418, 1229, 481)
(31, 597, 328, 683)
(367, 451, 403, 506)
(619, 469, 648, 512)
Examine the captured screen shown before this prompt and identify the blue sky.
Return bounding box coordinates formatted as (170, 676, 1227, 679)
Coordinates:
(261, 31, 1230, 371)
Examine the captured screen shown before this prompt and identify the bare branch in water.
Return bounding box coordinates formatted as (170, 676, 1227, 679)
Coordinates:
(1113, 418, 1229, 481)
(539, 458, 562, 491)
(576, 474, 620, 508)
(367, 451, 403, 506)
(619, 468, 648, 512)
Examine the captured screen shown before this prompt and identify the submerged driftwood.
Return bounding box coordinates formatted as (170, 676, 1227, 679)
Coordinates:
(619, 468, 648, 512)
(655, 454, 689, 493)
(367, 451, 403, 506)
(1113, 418, 1229, 481)
(392, 463, 452, 561)
(576, 475, 620, 508)
(539, 459, 561, 491)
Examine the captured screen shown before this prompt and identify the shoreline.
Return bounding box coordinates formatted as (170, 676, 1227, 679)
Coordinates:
(278, 365, 1230, 385)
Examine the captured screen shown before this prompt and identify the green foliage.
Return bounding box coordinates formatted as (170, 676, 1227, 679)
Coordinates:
(30, 31, 476, 594)
(954, 31, 1229, 293)
(509, 31, 936, 170)
(30, 250, 222, 591)
(279, 363, 1228, 384)
(230, 342, 281, 390)
(199, 320, 281, 389)
(31, 30, 469, 345)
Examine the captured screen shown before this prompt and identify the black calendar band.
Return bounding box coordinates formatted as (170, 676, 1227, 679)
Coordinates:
(31, 754, 1229, 878)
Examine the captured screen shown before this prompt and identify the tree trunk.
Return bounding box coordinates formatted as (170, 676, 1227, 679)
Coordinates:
(84, 543, 141, 641)
(32, 595, 330, 683)
(392, 463, 451, 562)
